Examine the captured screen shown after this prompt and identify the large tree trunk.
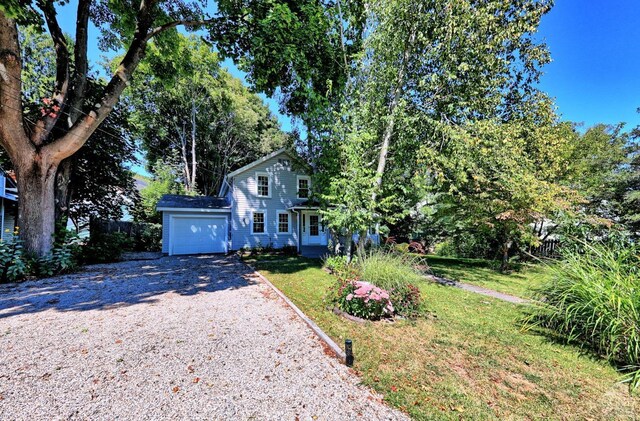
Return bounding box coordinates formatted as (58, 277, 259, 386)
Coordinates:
(54, 159, 72, 228)
(16, 160, 58, 257)
(0, 6, 213, 258)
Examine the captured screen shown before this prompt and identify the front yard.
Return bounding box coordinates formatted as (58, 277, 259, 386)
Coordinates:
(424, 255, 553, 299)
(247, 255, 639, 420)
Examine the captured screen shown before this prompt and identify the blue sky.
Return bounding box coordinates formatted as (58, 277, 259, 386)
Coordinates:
(536, 0, 640, 129)
(54, 0, 640, 171)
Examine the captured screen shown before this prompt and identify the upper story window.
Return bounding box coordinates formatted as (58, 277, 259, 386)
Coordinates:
(297, 176, 310, 199)
(256, 172, 270, 197)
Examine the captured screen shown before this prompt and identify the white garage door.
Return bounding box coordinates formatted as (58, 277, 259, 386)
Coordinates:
(170, 215, 228, 255)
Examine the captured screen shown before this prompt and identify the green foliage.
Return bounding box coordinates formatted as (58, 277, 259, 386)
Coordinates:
(126, 34, 289, 195)
(389, 283, 423, 319)
(134, 223, 162, 252)
(0, 228, 82, 282)
(0, 232, 27, 283)
(15, 27, 138, 231)
(315, 0, 555, 251)
(430, 120, 580, 266)
(526, 242, 640, 392)
(562, 124, 640, 237)
(212, 0, 363, 117)
(394, 243, 410, 254)
(34, 237, 81, 277)
(358, 249, 424, 291)
(82, 233, 132, 264)
(280, 245, 298, 257)
(133, 160, 186, 223)
(434, 240, 456, 257)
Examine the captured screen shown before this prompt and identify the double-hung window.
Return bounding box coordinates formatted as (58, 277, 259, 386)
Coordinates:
(297, 176, 310, 199)
(277, 211, 290, 234)
(253, 211, 265, 234)
(256, 172, 270, 197)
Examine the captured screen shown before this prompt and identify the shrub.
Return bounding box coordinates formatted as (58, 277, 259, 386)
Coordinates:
(135, 223, 162, 251)
(82, 232, 132, 264)
(330, 279, 394, 320)
(394, 242, 410, 254)
(0, 233, 28, 283)
(324, 255, 348, 273)
(323, 255, 360, 279)
(280, 245, 298, 256)
(390, 284, 423, 319)
(408, 241, 425, 254)
(434, 240, 457, 257)
(526, 242, 640, 391)
(34, 229, 82, 276)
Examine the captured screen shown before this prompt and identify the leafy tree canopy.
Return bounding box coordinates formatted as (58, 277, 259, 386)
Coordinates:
(125, 34, 290, 196)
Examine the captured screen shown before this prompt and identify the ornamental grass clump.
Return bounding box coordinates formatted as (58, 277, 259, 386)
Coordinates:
(526, 242, 640, 392)
(358, 249, 424, 291)
(332, 279, 394, 320)
(358, 249, 425, 317)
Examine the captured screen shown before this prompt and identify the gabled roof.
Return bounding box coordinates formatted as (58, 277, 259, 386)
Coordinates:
(156, 194, 231, 211)
(225, 147, 300, 179)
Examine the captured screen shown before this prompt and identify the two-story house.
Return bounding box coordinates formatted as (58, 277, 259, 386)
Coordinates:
(157, 148, 330, 256)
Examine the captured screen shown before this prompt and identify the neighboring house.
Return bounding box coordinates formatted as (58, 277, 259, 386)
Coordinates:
(0, 169, 18, 242)
(157, 148, 335, 257)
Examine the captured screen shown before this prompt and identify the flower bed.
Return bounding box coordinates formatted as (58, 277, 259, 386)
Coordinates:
(331, 279, 394, 321)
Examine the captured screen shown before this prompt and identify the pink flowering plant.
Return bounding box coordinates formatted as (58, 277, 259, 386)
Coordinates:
(331, 279, 394, 320)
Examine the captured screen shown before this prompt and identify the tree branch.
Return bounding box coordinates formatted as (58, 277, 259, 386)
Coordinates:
(32, 0, 70, 145)
(144, 18, 216, 42)
(67, 0, 91, 124)
(44, 0, 156, 163)
(0, 11, 34, 162)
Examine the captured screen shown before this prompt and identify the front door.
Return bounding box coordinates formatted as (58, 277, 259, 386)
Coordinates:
(301, 211, 327, 245)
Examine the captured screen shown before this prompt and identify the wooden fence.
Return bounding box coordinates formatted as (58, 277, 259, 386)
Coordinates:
(529, 239, 561, 258)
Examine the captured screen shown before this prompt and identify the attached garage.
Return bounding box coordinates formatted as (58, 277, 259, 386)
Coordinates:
(157, 195, 232, 256)
(169, 215, 228, 255)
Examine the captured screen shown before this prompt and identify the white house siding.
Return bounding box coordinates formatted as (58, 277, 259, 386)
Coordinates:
(229, 153, 307, 250)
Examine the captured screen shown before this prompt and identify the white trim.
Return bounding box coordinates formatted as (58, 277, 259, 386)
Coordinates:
(276, 210, 291, 234)
(301, 210, 328, 246)
(296, 175, 311, 199)
(226, 148, 293, 179)
(255, 171, 272, 198)
(168, 214, 229, 256)
(218, 178, 231, 197)
(251, 209, 268, 235)
(157, 207, 231, 213)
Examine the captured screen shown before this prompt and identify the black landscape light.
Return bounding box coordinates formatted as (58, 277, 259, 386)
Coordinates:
(345, 339, 354, 367)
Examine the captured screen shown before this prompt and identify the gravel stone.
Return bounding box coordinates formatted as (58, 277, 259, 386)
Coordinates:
(0, 255, 407, 420)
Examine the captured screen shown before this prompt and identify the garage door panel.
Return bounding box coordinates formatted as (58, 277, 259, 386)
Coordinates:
(170, 216, 227, 255)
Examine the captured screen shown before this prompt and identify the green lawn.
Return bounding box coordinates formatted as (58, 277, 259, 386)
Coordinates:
(423, 255, 553, 299)
(246, 255, 639, 420)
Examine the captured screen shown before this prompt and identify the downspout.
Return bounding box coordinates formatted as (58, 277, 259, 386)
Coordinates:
(293, 209, 301, 254)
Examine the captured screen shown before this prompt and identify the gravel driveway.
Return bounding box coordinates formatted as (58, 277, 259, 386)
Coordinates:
(0, 255, 406, 420)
